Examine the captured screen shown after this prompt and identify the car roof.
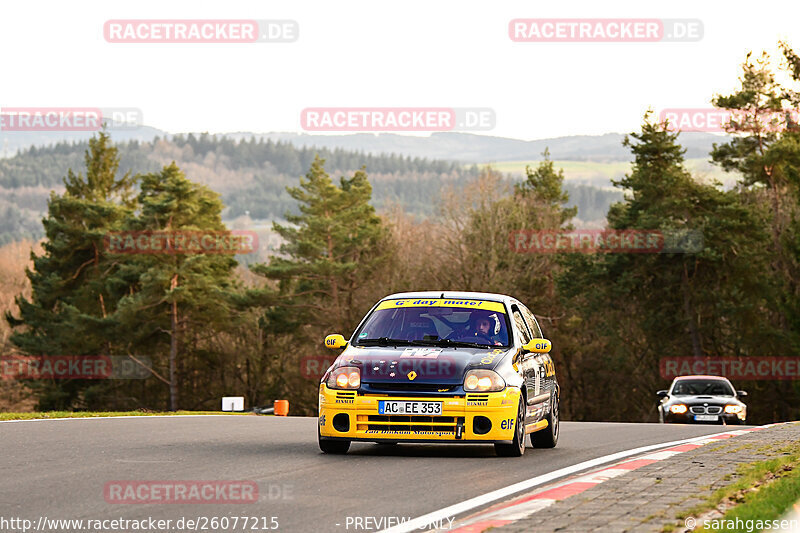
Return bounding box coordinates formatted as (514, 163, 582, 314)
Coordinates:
(381, 291, 515, 305)
(672, 375, 732, 381)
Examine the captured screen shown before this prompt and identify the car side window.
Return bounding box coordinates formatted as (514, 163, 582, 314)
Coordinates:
(520, 305, 543, 338)
(511, 306, 532, 344)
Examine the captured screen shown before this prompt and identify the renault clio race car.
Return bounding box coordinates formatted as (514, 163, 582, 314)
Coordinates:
(657, 375, 747, 424)
(317, 291, 560, 456)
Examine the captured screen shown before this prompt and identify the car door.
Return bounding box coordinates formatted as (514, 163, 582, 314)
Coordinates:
(519, 304, 555, 413)
(520, 304, 554, 403)
(510, 305, 536, 415)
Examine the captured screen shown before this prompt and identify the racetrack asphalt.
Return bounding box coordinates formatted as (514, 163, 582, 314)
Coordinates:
(0, 416, 747, 532)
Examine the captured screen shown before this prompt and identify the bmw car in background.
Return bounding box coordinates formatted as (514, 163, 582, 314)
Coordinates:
(317, 291, 560, 457)
(657, 375, 747, 424)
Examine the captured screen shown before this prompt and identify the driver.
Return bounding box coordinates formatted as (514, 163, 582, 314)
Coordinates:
(469, 314, 502, 345)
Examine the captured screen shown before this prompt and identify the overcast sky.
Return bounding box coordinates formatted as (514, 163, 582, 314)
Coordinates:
(2, 0, 797, 141)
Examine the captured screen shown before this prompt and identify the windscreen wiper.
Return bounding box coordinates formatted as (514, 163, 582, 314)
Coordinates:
(409, 338, 489, 349)
(357, 337, 414, 347)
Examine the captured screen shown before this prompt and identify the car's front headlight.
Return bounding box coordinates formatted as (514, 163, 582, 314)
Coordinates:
(669, 404, 688, 414)
(724, 405, 743, 414)
(464, 369, 505, 392)
(327, 366, 361, 390)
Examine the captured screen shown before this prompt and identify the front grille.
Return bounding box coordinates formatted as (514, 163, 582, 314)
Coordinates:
(466, 393, 490, 403)
(336, 391, 356, 400)
(690, 405, 722, 414)
(357, 415, 464, 433)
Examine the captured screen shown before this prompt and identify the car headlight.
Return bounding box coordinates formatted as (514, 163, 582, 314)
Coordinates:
(669, 404, 688, 414)
(464, 369, 505, 392)
(724, 405, 743, 414)
(327, 366, 360, 390)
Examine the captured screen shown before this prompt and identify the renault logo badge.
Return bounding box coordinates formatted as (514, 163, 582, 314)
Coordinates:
(407, 371, 417, 380)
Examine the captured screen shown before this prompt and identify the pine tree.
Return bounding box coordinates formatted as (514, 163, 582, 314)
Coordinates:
(709, 45, 800, 419)
(516, 148, 578, 226)
(110, 163, 239, 411)
(710, 50, 795, 259)
(7, 132, 135, 409)
(252, 156, 388, 334)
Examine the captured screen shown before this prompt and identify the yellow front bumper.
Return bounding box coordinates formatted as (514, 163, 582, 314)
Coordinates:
(318, 384, 521, 442)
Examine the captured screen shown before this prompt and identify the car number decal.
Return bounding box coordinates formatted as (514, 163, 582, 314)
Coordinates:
(400, 347, 442, 359)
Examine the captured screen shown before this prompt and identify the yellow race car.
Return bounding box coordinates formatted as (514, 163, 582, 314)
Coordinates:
(318, 291, 559, 456)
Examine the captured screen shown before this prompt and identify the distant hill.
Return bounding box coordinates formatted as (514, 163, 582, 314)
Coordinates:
(0, 123, 164, 158)
(2, 127, 731, 164)
(236, 131, 731, 163)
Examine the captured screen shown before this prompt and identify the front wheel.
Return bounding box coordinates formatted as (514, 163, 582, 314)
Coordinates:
(318, 429, 350, 454)
(531, 390, 559, 448)
(495, 397, 526, 457)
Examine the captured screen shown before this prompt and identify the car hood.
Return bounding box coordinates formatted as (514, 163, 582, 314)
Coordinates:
(668, 395, 743, 405)
(333, 345, 510, 384)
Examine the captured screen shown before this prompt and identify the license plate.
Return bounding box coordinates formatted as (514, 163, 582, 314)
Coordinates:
(378, 401, 442, 415)
(694, 414, 719, 421)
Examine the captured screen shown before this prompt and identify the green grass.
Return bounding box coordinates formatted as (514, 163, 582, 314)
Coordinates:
(0, 410, 255, 421)
(480, 158, 739, 189)
(709, 468, 800, 531)
(484, 159, 631, 181)
(695, 463, 800, 532)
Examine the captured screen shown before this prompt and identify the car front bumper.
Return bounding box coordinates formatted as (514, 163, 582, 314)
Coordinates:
(664, 411, 746, 424)
(318, 384, 522, 443)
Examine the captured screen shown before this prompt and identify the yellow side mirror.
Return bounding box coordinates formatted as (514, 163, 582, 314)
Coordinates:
(324, 334, 347, 349)
(524, 338, 551, 354)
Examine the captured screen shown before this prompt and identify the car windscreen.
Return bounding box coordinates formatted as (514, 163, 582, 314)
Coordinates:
(671, 379, 735, 396)
(353, 299, 511, 347)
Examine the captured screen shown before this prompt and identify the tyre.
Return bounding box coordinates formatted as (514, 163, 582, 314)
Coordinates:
(495, 397, 526, 457)
(318, 429, 350, 454)
(531, 390, 559, 448)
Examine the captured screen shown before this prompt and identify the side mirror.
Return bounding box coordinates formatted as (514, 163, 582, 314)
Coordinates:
(523, 338, 551, 354)
(324, 334, 347, 349)
(736, 390, 748, 397)
(656, 390, 668, 398)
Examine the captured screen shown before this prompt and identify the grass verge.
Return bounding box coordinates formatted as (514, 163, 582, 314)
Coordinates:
(663, 442, 800, 532)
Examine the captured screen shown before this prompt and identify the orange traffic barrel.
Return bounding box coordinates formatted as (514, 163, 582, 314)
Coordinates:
(274, 400, 289, 416)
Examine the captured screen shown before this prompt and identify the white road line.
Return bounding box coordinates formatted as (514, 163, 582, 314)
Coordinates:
(639, 450, 682, 461)
(379, 430, 744, 533)
(479, 498, 556, 521)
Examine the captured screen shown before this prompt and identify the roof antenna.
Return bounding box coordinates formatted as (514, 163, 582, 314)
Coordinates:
(441, 292, 445, 298)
